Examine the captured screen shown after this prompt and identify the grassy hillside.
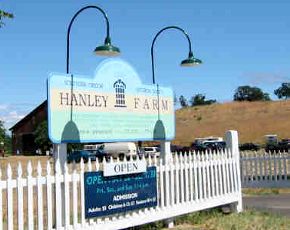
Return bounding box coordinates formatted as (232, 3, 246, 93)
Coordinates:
(174, 100, 290, 146)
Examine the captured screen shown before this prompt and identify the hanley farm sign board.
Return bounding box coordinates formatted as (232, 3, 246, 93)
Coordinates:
(84, 166, 157, 218)
(48, 58, 174, 143)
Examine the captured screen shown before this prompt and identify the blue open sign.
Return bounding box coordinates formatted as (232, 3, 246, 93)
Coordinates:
(84, 167, 157, 218)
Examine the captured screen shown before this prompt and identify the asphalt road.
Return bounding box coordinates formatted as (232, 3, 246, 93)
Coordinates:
(243, 194, 290, 218)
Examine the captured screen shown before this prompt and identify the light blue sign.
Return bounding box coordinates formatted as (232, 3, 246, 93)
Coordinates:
(48, 58, 175, 143)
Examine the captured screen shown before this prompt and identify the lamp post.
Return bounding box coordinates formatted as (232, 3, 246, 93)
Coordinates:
(56, 5, 121, 227)
(151, 25, 202, 84)
(60, 5, 121, 166)
(150, 26, 202, 181)
(66, 5, 121, 74)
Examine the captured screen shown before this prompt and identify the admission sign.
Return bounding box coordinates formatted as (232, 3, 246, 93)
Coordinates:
(84, 167, 157, 218)
(48, 58, 174, 143)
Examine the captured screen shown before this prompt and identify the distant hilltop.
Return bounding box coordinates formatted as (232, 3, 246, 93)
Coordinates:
(174, 100, 290, 146)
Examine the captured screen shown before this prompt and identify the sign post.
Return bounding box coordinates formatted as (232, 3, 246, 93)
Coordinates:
(160, 141, 172, 164)
(53, 144, 67, 171)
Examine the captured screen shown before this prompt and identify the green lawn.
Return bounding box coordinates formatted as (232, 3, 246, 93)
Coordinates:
(130, 208, 290, 230)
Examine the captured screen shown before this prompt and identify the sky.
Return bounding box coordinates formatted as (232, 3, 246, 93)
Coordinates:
(1, 0, 290, 131)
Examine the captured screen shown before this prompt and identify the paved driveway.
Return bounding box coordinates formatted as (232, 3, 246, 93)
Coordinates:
(243, 194, 290, 217)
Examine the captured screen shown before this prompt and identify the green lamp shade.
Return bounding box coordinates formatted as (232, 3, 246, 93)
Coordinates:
(94, 44, 121, 57)
(180, 56, 202, 67)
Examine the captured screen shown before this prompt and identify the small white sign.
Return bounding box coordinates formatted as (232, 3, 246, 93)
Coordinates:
(103, 160, 147, 177)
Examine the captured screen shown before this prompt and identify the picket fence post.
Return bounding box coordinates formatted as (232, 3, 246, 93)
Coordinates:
(55, 159, 62, 229)
(27, 161, 34, 230)
(64, 162, 70, 228)
(72, 161, 78, 228)
(53, 143, 67, 229)
(37, 161, 43, 230)
(160, 140, 175, 228)
(0, 168, 2, 230)
(46, 161, 53, 230)
(225, 130, 243, 212)
(17, 163, 24, 230)
(7, 164, 13, 230)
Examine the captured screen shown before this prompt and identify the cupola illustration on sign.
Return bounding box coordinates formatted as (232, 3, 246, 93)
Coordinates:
(113, 79, 126, 108)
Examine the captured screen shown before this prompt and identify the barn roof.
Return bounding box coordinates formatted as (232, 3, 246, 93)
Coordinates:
(9, 100, 47, 131)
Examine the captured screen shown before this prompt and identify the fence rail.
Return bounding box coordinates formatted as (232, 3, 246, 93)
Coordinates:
(0, 147, 241, 230)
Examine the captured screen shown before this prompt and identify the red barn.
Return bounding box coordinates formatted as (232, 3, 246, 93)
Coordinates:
(9, 101, 47, 154)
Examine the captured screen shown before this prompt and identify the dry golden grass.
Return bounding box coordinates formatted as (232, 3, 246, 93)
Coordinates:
(174, 100, 290, 146)
(0, 155, 53, 179)
(242, 188, 290, 196)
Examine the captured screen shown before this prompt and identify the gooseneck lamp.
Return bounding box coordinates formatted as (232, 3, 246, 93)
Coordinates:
(151, 26, 202, 84)
(66, 5, 120, 74)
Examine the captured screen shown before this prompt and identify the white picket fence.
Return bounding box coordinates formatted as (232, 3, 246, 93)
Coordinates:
(0, 131, 242, 230)
(241, 151, 290, 188)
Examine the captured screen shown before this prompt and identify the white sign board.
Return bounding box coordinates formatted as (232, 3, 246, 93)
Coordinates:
(48, 58, 175, 143)
(103, 160, 147, 177)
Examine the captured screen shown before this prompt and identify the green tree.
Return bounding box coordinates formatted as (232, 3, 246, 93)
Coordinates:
(179, 95, 188, 108)
(0, 120, 5, 142)
(0, 10, 14, 27)
(274, 83, 290, 100)
(190, 94, 216, 106)
(174, 93, 178, 106)
(0, 120, 11, 154)
(233, 86, 271, 102)
(34, 120, 82, 154)
(34, 121, 52, 153)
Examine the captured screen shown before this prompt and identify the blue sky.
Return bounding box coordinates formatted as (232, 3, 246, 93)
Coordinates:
(1, 0, 290, 130)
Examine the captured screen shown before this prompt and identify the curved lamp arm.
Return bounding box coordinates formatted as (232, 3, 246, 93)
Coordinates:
(151, 26, 201, 84)
(66, 5, 119, 74)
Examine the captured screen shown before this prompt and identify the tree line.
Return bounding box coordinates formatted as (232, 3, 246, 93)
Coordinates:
(0, 9, 13, 27)
(178, 82, 290, 108)
(0, 121, 11, 154)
